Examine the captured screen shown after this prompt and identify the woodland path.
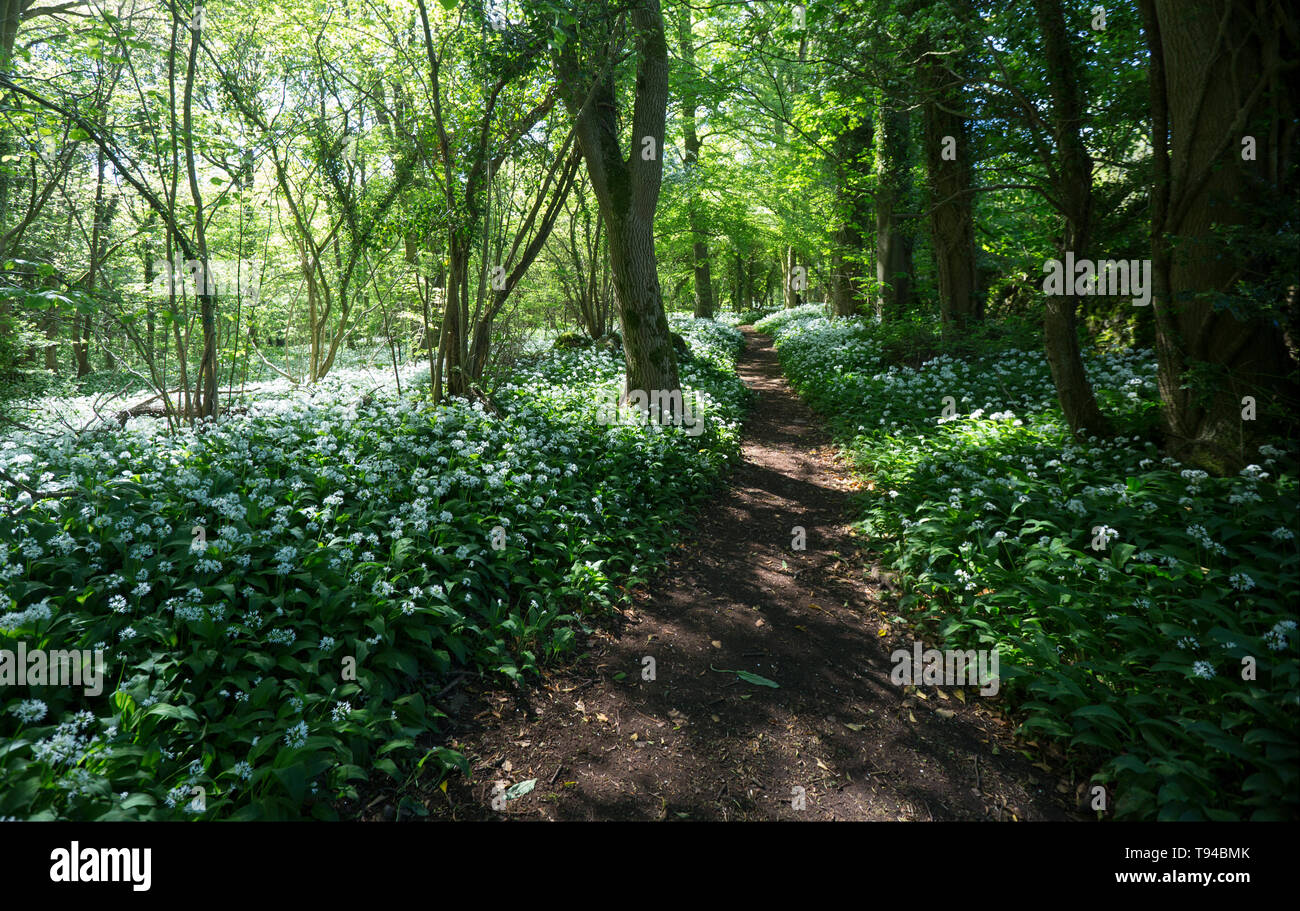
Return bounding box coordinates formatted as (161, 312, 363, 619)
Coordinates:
(381, 329, 1080, 821)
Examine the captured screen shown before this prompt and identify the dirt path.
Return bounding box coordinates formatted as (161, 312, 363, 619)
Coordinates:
(403, 329, 1079, 821)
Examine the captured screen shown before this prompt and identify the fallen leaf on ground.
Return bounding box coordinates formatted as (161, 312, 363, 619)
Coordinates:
(504, 779, 536, 800)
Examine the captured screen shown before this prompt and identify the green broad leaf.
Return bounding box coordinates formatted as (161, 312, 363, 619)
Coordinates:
(119, 792, 157, 810)
(274, 763, 309, 803)
(505, 778, 536, 800)
(1203, 808, 1241, 822)
(398, 796, 429, 817)
(1069, 703, 1128, 728)
(419, 746, 470, 777)
(710, 665, 780, 688)
(1111, 542, 1137, 568)
(378, 738, 415, 755)
(0, 774, 40, 814)
(1109, 754, 1152, 777)
(142, 703, 200, 723)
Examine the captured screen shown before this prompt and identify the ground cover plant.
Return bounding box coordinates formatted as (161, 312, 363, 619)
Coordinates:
(0, 318, 746, 820)
(756, 305, 1299, 820)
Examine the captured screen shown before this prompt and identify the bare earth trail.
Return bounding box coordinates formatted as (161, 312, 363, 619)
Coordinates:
(404, 329, 1080, 821)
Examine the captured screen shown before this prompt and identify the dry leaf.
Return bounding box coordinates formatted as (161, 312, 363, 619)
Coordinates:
(711, 640, 722, 648)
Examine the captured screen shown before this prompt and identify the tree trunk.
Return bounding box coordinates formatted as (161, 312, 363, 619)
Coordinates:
(920, 44, 980, 333)
(677, 5, 713, 319)
(441, 239, 471, 397)
(1034, 0, 1111, 438)
(874, 104, 913, 320)
(830, 118, 873, 317)
(43, 314, 58, 372)
(77, 145, 109, 379)
(1140, 0, 1298, 472)
(182, 10, 217, 419)
(782, 246, 800, 308)
(0, 0, 20, 68)
(555, 0, 680, 414)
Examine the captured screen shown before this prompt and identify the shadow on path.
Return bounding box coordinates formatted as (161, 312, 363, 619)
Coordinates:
(399, 329, 1080, 821)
